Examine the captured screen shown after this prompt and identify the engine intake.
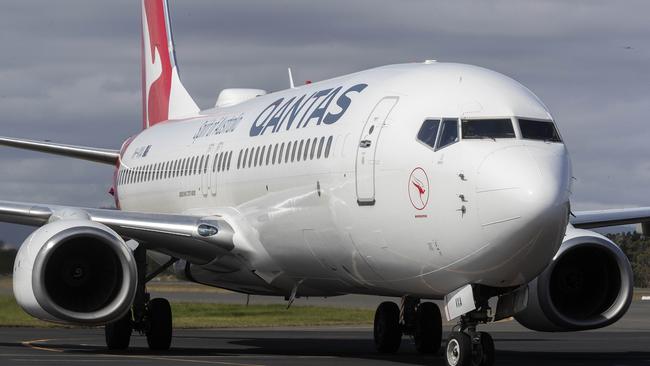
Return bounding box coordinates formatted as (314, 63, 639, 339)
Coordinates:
(13, 219, 137, 325)
(515, 227, 633, 331)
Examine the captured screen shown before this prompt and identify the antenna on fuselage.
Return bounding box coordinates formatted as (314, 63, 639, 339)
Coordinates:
(288, 67, 295, 89)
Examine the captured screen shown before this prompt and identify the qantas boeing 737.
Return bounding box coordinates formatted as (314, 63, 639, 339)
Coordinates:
(1, 1, 649, 365)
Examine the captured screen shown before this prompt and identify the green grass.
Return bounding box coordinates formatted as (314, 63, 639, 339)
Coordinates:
(0, 296, 55, 327)
(172, 302, 373, 328)
(0, 295, 373, 328)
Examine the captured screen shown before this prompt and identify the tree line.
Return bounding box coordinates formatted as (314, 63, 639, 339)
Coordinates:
(0, 241, 17, 275)
(607, 232, 650, 288)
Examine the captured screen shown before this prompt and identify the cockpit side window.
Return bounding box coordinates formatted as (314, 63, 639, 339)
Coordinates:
(519, 119, 562, 142)
(437, 118, 459, 150)
(416, 119, 440, 149)
(462, 119, 515, 139)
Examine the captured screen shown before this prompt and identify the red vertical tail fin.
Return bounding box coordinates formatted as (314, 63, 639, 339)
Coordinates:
(141, 0, 199, 129)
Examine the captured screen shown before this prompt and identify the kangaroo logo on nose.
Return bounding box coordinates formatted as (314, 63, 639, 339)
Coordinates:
(408, 167, 429, 210)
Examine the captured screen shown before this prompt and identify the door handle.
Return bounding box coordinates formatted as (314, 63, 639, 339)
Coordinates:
(359, 140, 371, 148)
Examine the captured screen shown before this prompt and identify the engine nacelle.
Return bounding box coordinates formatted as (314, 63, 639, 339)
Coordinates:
(515, 226, 633, 331)
(13, 219, 137, 325)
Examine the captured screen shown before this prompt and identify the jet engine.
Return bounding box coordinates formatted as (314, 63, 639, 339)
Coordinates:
(13, 219, 137, 325)
(515, 226, 633, 331)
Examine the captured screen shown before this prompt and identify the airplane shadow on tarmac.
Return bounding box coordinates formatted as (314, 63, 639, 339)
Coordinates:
(3, 333, 650, 366)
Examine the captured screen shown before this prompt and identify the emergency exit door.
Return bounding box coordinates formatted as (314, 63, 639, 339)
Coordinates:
(355, 97, 398, 205)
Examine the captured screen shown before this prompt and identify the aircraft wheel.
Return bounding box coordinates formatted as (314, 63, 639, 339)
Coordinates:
(477, 332, 495, 366)
(105, 309, 132, 350)
(445, 331, 472, 366)
(373, 301, 402, 353)
(146, 298, 172, 350)
(413, 302, 442, 354)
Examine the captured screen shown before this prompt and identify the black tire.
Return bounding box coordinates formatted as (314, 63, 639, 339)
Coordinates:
(413, 302, 442, 354)
(373, 301, 402, 353)
(478, 332, 495, 366)
(146, 298, 172, 350)
(445, 331, 472, 366)
(105, 310, 132, 350)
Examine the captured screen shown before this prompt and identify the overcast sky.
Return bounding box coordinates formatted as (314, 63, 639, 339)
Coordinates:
(0, 0, 649, 245)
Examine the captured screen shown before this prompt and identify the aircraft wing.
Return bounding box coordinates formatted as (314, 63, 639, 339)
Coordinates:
(571, 207, 650, 230)
(0, 136, 119, 165)
(0, 200, 238, 265)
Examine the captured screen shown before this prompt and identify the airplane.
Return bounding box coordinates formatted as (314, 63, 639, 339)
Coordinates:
(1, 1, 650, 365)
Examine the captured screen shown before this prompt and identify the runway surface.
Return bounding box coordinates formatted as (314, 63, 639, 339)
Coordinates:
(2, 301, 650, 366)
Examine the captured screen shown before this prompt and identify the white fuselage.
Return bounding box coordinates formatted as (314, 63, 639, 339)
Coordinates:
(115, 62, 572, 299)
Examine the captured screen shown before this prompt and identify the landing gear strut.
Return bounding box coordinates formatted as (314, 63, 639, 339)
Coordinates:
(105, 247, 176, 350)
(373, 297, 443, 354)
(444, 297, 495, 366)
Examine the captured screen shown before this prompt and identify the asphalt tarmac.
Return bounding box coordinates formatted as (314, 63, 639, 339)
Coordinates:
(1, 301, 650, 366)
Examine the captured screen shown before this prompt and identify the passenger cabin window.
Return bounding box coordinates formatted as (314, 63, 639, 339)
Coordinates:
(317, 137, 325, 158)
(285, 142, 291, 163)
(272, 144, 278, 164)
(519, 119, 562, 143)
(242, 149, 248, 168)
(302, 139, 311, 160)
(310, 137, 317, 159)
(297, 140, 304, 161)
(325, 136, 333, 158)
(437, 119, 459, 149)
(417, 119, 440, 148)
(462, 119, 515, 140)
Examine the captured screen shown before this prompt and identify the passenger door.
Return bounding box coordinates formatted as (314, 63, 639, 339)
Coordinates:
(355, 97, 398, 206)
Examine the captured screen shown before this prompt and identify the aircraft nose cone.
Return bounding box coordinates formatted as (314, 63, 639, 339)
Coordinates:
(476, 145, 570, 223)
(474, 145, 571, 285)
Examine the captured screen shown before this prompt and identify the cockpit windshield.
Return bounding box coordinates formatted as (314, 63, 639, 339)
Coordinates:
(461, 119, 515, 140)
(518, 119, 562, 143)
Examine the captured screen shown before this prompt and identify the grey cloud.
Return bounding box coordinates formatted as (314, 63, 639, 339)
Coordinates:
(0, 0, 649, 246)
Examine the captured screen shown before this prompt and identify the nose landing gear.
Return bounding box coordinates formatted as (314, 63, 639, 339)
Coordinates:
(444, 300, 495, 366)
